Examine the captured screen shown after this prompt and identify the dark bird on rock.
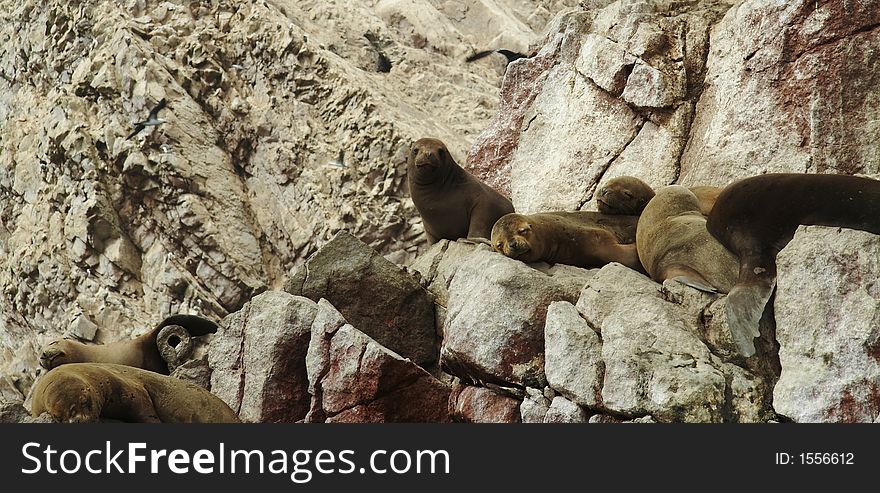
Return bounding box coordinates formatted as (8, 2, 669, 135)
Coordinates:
(126, 98, 168, 140)
(465, 49, 527, 65)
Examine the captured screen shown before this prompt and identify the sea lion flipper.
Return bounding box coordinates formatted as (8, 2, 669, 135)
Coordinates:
(671, 276, 719, 293)
(725, 282, 774, 357)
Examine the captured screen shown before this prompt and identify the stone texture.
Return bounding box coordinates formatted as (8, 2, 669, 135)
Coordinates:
(449, 382, 522, 423)
(307, 300, 451, 423)
(544, 301, 603, 408)
(520, 387, 552, 423)
(680, 0, 880, 186)
(209, 291, 316, 423)
(773, 227, 880, 423)
(286, 231, 438, 367)
(0, 375, 27, 423)
(0, 0, 573, 382)
(468, 1, 731, 211)
(543, 396, 589, 423)
(441, 250, 579, 388)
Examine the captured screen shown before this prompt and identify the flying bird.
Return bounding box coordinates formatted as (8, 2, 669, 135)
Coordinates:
(465, 49, 527, 65)
(126, 98, 167, 140)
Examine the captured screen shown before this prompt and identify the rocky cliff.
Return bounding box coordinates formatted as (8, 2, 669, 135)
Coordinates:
(3, 0, 880, 423)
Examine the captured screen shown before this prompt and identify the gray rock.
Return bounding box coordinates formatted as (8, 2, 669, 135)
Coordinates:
(773, 227, 880, 422)
(544, 301, 603, 408)
(209, 291, 317, 423)
(543, 396, 588, 423)
(0, 376, 28, 423)
(286, 231, 438, 368)
(520, 387, 551, 423)
(442, 251, 579, 387)
(69, 313, 98, 341)
(306, 300, 451, 423)
(576, 262, 660, 329)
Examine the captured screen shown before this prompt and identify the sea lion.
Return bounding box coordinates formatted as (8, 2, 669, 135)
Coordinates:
(706, 173, 880, 357)
(39, 314, 218, 374)
(596, 176, 656, 215)
(597, 176, 721, 216)
(491, 212, 645, 272)
(636, 185, 738, 292)
(30, 363, 240, 423)
(408, 138, 514, 243)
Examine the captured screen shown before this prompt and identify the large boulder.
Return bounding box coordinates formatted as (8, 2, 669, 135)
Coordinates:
(306, 300, 451, 423)
(441, 251, 587, 388)
(544, 301, 603, 408)
(773, 226, 880, 422)
(287, 231, 438, 368)
(208, 291, 316, 423)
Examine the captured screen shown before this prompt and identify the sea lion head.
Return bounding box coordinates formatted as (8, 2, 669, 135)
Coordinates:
(491, 213, 540, 262)
(408, 138, 453, 185)
(39, 339, 83, 370)
(32, 368, 101, 423)
(596, 176, 655, 215)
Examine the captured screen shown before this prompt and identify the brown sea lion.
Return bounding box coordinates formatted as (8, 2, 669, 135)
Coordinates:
(39, 314, 218, 374)
(596, 176, 656, 215)
(491, 212, 645, 272)
(408, 138, 514, 243)
(636, 185, 738, 293)
(30, 363, 240, 423)
(707, 173, 880, 357)
(597, 176, 721, 216)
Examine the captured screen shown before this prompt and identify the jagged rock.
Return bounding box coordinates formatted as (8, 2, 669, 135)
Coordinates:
(0, 0, 567, 380)
(69, 313, 98, 341)
(468, 1, 730, 211)
(773, 227, 880, 423)
(544, 301, 603, 408)
(442, 251, 580, 388)
(306, 300, 451, 423)
(0, 375, 27, 423)
(680, 0, 880, 186)
(520, 387, 552, 423)
(449, 382, 522, 423)
(286, 231, 438, 368)
(543, 396, 588, 423)
(209, 291, 316, 423)
(170, 360, 212, 390)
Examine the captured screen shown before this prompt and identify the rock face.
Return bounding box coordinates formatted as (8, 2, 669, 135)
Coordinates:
(306, 300, 450, 423)
(209, 291, 316, 423)
(441, 250, 588, 388)
(0, 0, 572, 381)
(773, 227, 880, 423)
(286, 231, 438, 368)
(5, 0, 880, 423)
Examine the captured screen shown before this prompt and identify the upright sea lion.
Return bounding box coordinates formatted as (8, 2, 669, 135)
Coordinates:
(408, 138, 514, 243)
(491, 212, 645, 272)
(39, 314, 218, 374)
(597, 176, 721, 216)
(636, 185, 738, 292)
(707, 173, 880, 357)
(30, 363, 240, 423)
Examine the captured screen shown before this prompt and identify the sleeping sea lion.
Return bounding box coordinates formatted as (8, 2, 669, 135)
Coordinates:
(636, 185, 738, 292)
(408, 138, 514, 243)
(597, 176, 721, 216)
(39, 314, 218, 374)
(706, 173, 880, 357)
(491, 212, 645, 272)
(30, 363, 239, 423)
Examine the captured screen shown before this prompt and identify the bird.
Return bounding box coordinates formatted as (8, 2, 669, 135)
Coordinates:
(126, 98, 167, 140)
(465, 49, 527, 65)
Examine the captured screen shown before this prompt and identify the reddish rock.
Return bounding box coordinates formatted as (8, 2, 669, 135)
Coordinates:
(449, 382, 522, 423)
(307, 300, 451, 423)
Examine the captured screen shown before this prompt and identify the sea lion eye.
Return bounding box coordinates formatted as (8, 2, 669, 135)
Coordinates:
(623, 191, 633, 198)
(437, 148, 445, 158)
(517, 227, 529, 234)
(411, 147, 418, 156)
